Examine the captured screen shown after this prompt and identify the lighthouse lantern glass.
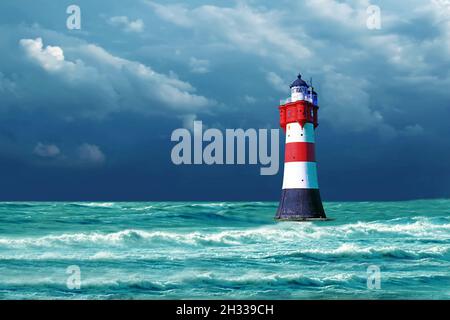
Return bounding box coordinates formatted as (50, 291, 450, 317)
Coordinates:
(291, 86, 308, 102)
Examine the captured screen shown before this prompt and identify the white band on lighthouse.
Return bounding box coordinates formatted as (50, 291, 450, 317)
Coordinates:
(282, 162, 319, 189)
(285, 122, 315, 144)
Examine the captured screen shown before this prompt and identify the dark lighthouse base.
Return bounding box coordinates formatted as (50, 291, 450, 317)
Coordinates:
(276, 189, 327, 221)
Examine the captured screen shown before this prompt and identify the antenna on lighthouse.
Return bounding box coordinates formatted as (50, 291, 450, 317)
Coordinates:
(308, 77, 314, 102)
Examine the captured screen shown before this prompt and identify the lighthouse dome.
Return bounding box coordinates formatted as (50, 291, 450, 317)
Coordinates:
(290, 74, 309, 88)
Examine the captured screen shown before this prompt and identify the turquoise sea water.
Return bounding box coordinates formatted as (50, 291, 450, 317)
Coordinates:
(0, 200, 449, 299)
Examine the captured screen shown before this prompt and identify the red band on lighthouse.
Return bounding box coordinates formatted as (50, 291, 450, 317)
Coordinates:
(285, 142, 316, 163)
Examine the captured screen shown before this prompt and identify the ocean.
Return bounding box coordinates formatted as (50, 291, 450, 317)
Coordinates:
(0, 200, 449, 299)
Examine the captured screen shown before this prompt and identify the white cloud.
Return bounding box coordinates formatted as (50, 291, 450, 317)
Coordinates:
(189, 57, 210, 74)
(77, 143, 105, 165)
(265, 72, 287, 93)
(20, 38, 67, 72)
(32, 142, 106, 167)
(109, 16, 144, 33)
(147, 2, 193, 27)
(321, 71, 385, 132)
(147, 1, 311, 65)
(33, 142, 61, 158)
(19, 37, 214, 118)
(304, 0, 369, 28)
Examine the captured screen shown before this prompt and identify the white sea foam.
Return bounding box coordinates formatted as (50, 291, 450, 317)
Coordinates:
(1, 227, 449, 264)
(70, 202, 116, 208)
(1, 218, 450, 249)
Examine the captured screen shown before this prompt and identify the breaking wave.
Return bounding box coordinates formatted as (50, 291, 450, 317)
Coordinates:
(1, 218, 450, 248)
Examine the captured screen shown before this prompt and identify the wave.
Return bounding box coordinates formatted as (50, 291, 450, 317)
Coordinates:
(1, 217, 450, 247)
(65, 202, 116, 208)
(267, 244, 450, 260)
(2, 247, 448, 262)
(3, 272, 450, 296)
(1, 240, 450, 265)
(0, 272, 363, 291)
(59, 201, 273, 210)
(337, 219, 450, 236)
(0, 226, 336, 247)
(0, 228, 259, 248)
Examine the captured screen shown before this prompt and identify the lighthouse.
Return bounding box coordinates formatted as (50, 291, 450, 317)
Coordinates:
(276, 74, 326, 221)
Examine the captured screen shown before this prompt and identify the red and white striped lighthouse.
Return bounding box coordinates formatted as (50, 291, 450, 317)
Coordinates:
(276, 74, 326, 220)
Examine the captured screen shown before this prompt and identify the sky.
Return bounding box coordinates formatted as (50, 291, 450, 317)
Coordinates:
(0, 0, 450, 201)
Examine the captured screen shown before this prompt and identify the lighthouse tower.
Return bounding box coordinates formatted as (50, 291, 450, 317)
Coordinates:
(276, 74, 326, 220)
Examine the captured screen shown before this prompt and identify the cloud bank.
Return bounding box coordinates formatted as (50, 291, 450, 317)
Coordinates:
(17, 36, 215, 119)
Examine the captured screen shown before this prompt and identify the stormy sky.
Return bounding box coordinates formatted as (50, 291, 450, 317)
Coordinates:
(0, 0, 449, 201)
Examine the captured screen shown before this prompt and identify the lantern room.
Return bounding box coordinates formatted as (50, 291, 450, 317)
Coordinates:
(279, 74, 319, 130)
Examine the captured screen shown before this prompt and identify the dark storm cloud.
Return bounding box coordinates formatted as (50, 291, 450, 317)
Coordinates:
(0, 0, 449, 200)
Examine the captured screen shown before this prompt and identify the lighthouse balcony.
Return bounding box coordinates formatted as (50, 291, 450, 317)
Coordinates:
(280, 97, 313, 105)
